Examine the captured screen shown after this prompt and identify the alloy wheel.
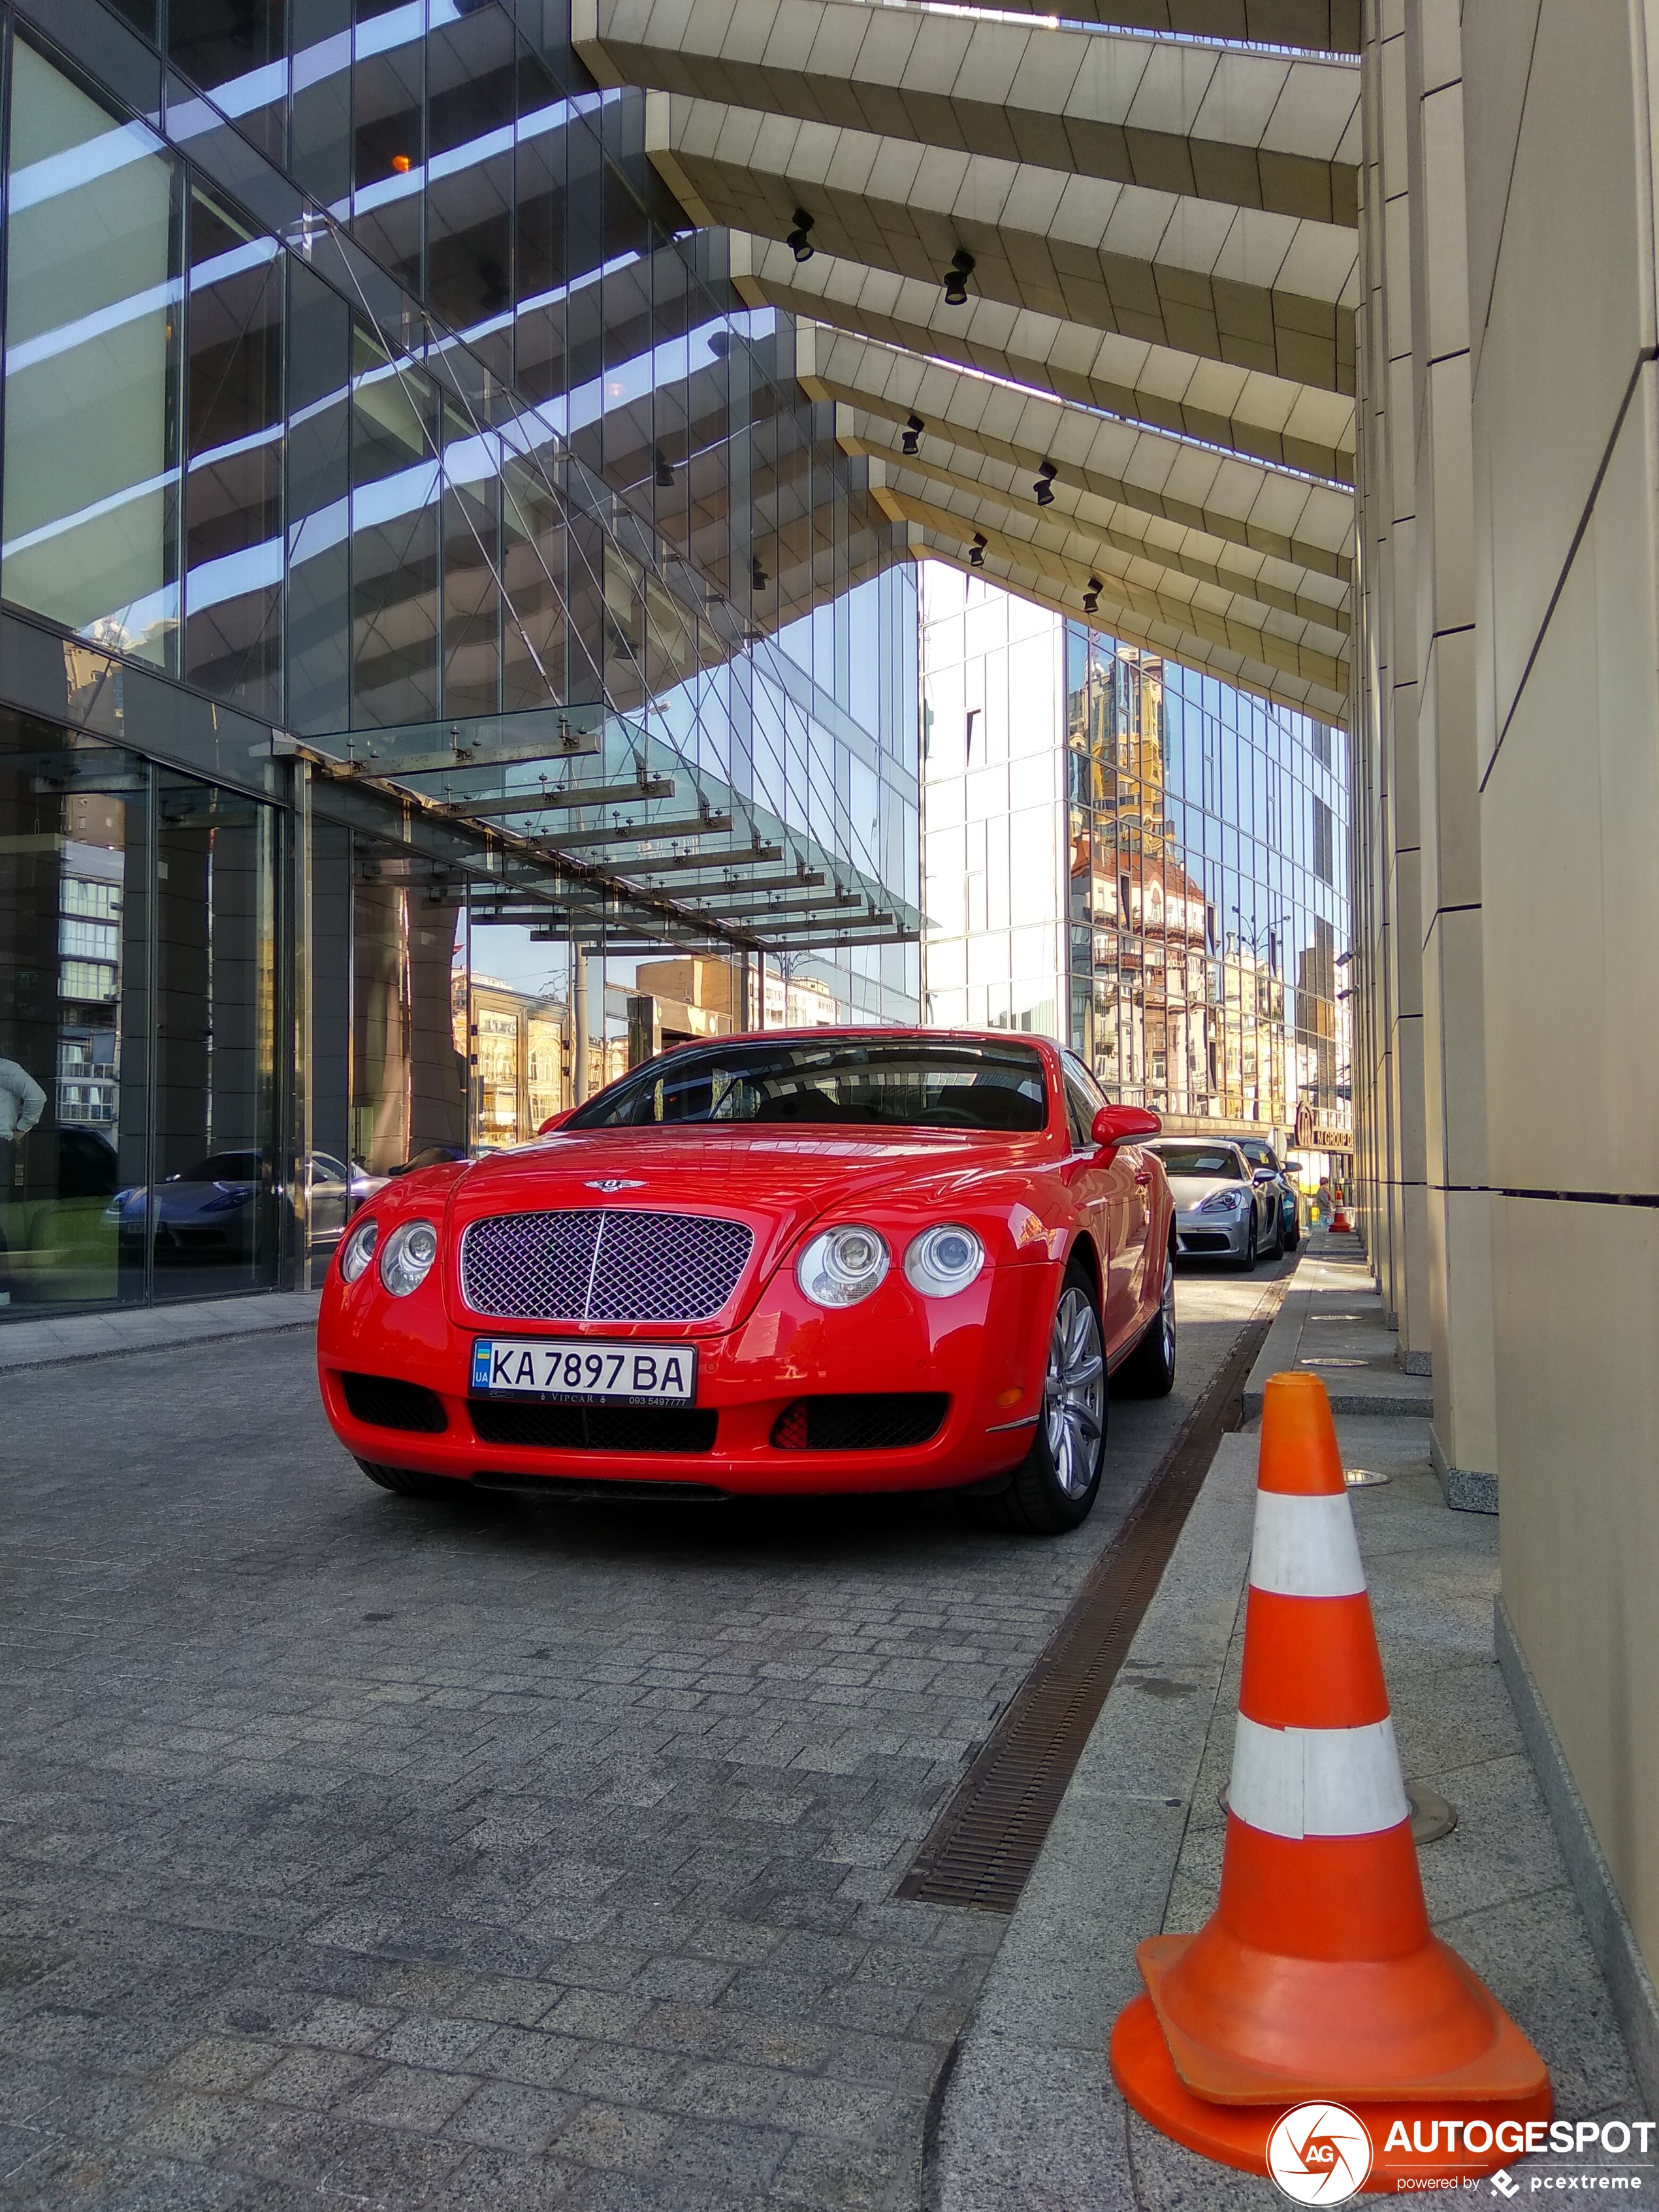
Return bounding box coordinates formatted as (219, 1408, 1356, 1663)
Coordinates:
(1044, 1285, 1104, 1497)
(1158, 1253, 1176, 1367)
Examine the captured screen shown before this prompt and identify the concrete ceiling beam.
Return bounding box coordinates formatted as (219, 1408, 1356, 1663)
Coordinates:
(796, 325, 1354, 581)
(851, 433, 1350, 633)
(730, 236, 1355, 482)
(576, 0, 1359, 224)
(887, 485, 1346, 692)
(647, 95, 1359, 393)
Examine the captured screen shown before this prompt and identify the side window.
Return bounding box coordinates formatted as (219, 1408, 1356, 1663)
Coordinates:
(1060, 1050, 1106, 1149)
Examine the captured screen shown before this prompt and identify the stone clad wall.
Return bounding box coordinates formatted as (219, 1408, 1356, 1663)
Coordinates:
(1462, 0, 1659, 1976)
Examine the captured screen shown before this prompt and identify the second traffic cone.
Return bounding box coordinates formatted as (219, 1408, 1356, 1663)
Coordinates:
(1112, 1373, 1549, 2170)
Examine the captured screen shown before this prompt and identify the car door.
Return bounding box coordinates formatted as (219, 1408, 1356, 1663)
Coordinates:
(1057, 1052, 1138, 1354)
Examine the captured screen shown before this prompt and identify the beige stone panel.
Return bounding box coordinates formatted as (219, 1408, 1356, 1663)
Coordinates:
(1415, 0, 1462, 97)
(1479, 566, 1613, 1198)
(1482, 379, 1659, 1196)
(1427, 905, 1489, 1191)
(1417, 81, 1468, 362)
(1421, 351, 1474, 634)
(1588, 372, 1659, 1185)
(1392, 1005, 1432, 1362)
(1192, 50, 1289, 158)
(1391, 841, 1424, 1019)
(1424, 1181, 1497, 1479)
(1495, 1196, 1659, 1973)
(1476, 0, 1650, 745)
(1460, 0, 1543, 382)
(1421, 622, 1480, 912)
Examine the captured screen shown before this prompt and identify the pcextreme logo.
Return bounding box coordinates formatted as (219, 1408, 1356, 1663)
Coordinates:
(1268, 2103, 1375, 2203)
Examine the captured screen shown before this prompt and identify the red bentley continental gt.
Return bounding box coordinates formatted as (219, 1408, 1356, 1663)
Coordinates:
(317, 1031, 1177, 1533)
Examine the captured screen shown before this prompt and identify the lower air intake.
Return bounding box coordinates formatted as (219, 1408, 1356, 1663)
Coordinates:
(771, 1394, 950, 1451)
(469, 1400, 718, 1454)
(342, 1373, 449, 1434)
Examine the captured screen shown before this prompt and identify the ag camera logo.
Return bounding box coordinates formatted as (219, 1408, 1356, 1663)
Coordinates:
(1268, 2102, 1375, 2204)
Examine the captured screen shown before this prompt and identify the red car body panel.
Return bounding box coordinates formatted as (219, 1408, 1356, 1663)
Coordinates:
(315, 1030, 1175, 1498)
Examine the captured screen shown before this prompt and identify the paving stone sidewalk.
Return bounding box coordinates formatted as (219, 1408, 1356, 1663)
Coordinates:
(0, 1269, 1281, 2210)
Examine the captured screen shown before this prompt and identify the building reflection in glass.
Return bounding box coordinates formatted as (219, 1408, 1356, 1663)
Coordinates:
(922, 567, 1350, 1143)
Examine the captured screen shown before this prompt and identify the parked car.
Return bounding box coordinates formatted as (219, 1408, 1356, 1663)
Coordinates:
(317, 1031, 1178, 1533)
(308, 1152, 385, 1251)
(1150, 1138, 1282, 1268)
(110, 1149, 379, 1262)
(1233, 1136, 1300, 1252)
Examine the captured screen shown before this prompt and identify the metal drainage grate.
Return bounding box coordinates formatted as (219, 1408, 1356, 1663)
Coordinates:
(896, 1292, 1284, 1914)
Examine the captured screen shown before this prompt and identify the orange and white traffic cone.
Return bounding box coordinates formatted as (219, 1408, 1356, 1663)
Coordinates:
(1110, 1373, 1550, 2190)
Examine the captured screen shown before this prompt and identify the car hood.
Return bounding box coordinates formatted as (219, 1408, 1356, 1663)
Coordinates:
(1163, 1172, 1248, 1207)
(436, 1127, 1059, 1325)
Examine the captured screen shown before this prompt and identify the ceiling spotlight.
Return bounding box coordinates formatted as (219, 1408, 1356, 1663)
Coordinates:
(943, 247, 974, 306)
(654, 449, 675, 489)
(1082, 575, 1102, 615)
(901, 413, 924, 457)
(968, 532, 987, 569)
(1035, 460, 1057, 507)
(786, 208, 815, 262)
(751, 556, 769, 591)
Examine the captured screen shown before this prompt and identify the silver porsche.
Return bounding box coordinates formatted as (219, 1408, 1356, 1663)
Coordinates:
(1148, 1138, 1282, 1268)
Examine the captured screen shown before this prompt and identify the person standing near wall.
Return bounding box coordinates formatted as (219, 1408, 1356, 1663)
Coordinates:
(0, 1057, 46, 1196)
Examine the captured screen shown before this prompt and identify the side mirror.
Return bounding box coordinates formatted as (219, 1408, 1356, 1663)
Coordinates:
(538, 1108, 575, 1136)
(1253, 1166, 1278, 1182)
(1091, 1103, 1162, 1149)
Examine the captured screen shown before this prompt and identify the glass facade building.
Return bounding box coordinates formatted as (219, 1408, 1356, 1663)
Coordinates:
(921, 564, 1351, 1149)
(0, 0, 920, 1317)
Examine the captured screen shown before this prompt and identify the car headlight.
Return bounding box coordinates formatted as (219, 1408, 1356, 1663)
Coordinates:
(379, 1219, 438, 1296)
(1198, 1189, 1248, 1213)
(797, 1224, 890, 1307)
(904, 1223, 985, 1298)
(339, 1217, 380, 1283)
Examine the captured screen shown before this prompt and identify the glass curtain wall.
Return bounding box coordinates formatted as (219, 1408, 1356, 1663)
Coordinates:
(922, 565, 1350, 1138)
(0, 5, 924, 1317)
(0, 707, 279, 1314)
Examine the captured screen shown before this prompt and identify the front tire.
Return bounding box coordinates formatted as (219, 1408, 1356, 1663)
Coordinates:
(357, 1458, 468, 1500)
(1116, 1245, 1177, 1398)
(969, 1263, 1106, 1533)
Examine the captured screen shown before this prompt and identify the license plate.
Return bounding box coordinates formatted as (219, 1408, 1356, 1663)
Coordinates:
(470, 1338, 696, 1403)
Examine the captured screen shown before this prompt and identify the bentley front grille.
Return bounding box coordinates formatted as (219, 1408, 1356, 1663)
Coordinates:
(460, 1209, 754, 1323)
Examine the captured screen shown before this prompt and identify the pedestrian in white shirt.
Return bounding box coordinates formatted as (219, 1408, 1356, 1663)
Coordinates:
(0, 1056, 46, 1198)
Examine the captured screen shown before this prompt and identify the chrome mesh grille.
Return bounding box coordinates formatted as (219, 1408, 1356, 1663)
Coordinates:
(460, 1210, 754, 1322)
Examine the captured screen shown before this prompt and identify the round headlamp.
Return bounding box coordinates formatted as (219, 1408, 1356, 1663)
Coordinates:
(903, 1224, 985, 1299)
(796, 1224, 890, 1308)
(339, 1216, 379, 1283)
(379, 1218, 439, 1297)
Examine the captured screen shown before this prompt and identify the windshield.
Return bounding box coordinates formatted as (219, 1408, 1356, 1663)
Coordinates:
(1236, 1140, 1278, 1170)
(1154, 1145, 1243, 1180)
(566, 1037, 1050, 1132)
(182, 1153, 265, 1181)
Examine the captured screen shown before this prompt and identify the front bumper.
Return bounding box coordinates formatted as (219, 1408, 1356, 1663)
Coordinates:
(1174, 1206, 1251, 1258)
(318, 1257, 1059, 1497)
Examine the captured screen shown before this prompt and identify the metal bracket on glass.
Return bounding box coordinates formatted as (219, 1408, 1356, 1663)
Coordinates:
(289, 703, 605, 778)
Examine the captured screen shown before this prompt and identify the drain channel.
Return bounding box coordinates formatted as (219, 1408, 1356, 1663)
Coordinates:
(897, 1292, 1284, 1913)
